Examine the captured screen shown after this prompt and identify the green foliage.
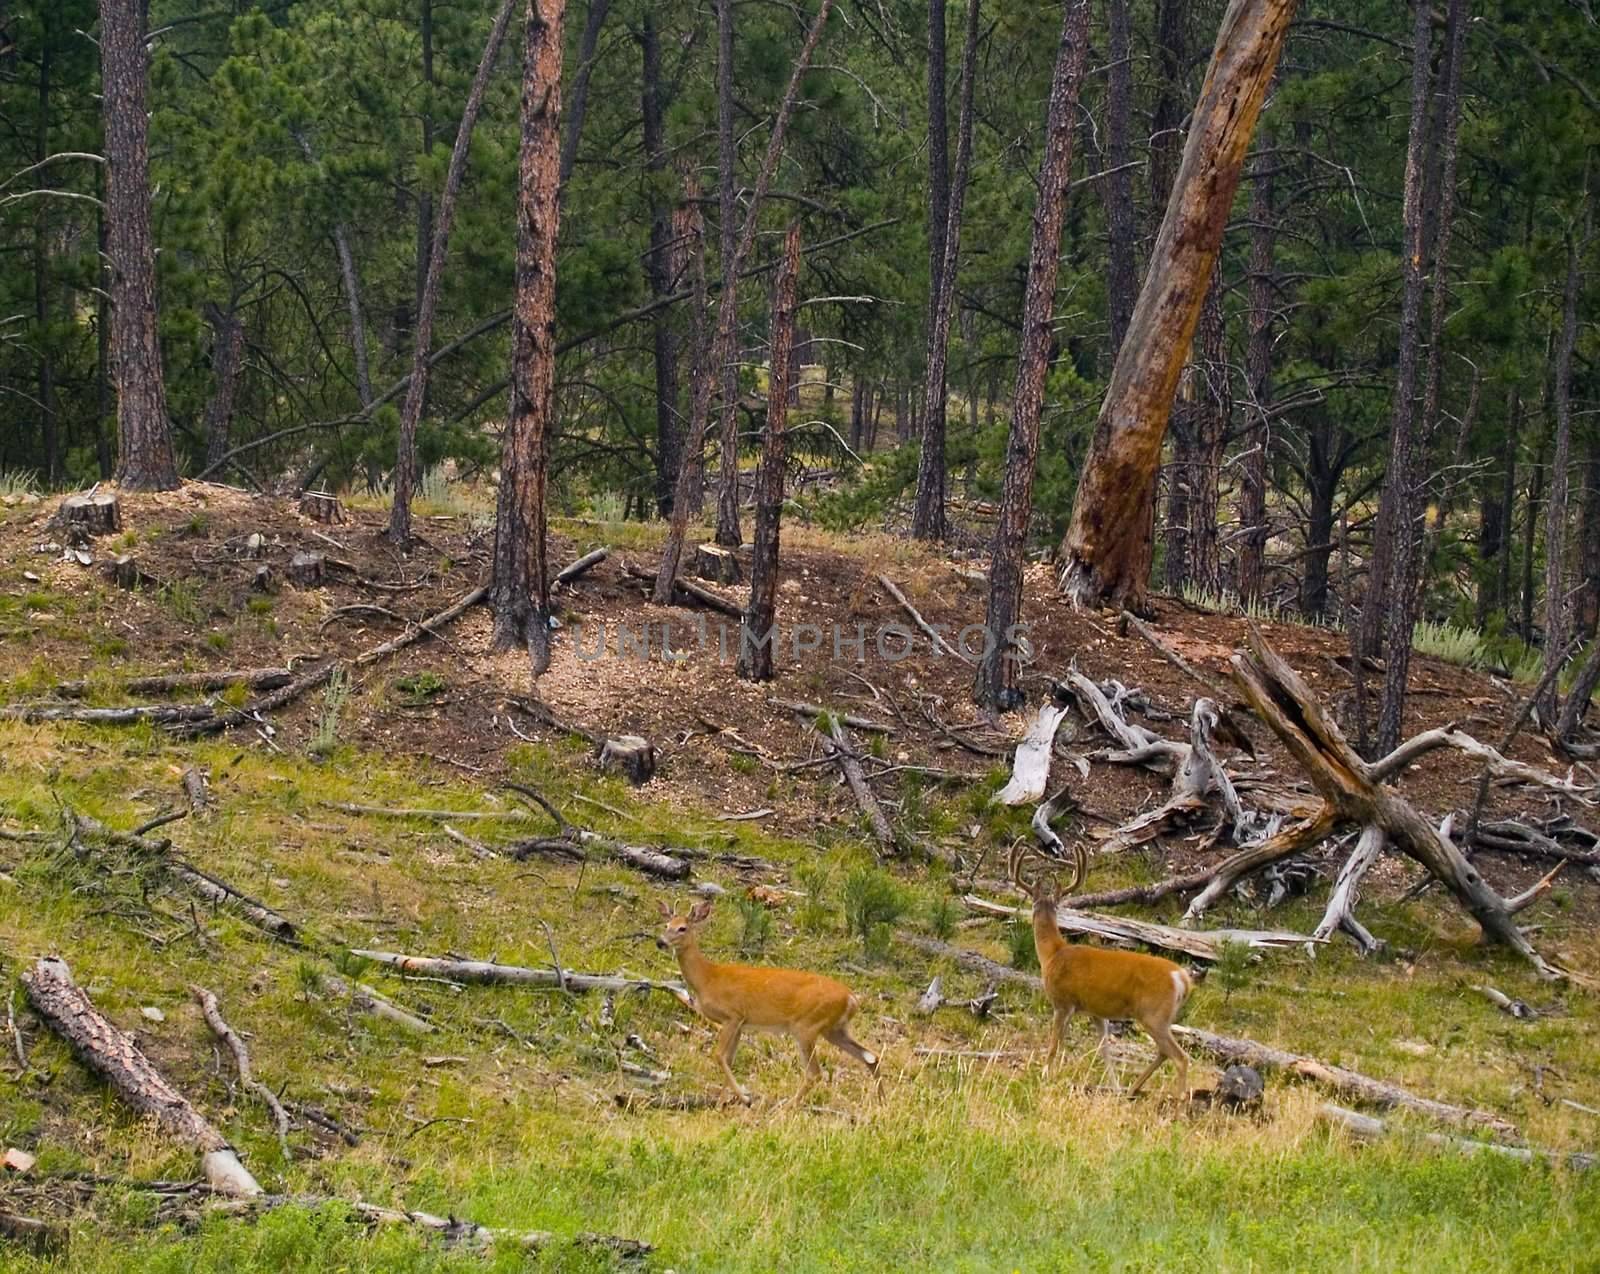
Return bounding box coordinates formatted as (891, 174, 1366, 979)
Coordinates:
(159, 579, 207, 624)
(308, 667, 349, 758)
(795, 862, 832, 933)
(394, 672, 447, 706)
(1006, 914, 1039, 971)
(1413, 620, 1484, 669)
(1213, 939, 1252, 1005)
(926, 891, 958, 941)
(842, 865, 905, 958)
(735, 894, 775, 957)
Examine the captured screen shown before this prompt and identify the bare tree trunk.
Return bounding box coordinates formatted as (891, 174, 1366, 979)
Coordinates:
(1576, 441, 1600, 639)
(711, 0, 744, 548)
(101, 0, 179, 491)
(911, 0, 950, 541)
(913, 0, 980, 541)
(737, 225, 802, 683)
(559, 0, 612, 185)
(1058, 0, 1295, 611)
(1495, 389, 1522, 623)
(34, 29, 59, 485)
(201, 301, 246, 471)
(1542, 205, 1590, 717)
(389, 0, 517, 543)
(676, 169, 708, 515)
(294, 131, 374, 410)
(1523, 431, 1546, 643)
(642, 14, 680, 517)
(654, 0, 835, 602)
(971, 0, 1091, 709)
(1154, 0, 1193, 594)
(1237, 141, 1275, 604)
(490, 0, 566, 671)
(1100, 0, 1136, 359)
(416, 0, 435, 354)
(1375, 0, 1454, 755)
(1188, 268, 1229, 595)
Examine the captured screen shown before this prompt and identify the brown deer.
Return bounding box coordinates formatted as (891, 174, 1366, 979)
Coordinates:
(658, 899, 879, 1105)
(1011, 842, 1194, 1097)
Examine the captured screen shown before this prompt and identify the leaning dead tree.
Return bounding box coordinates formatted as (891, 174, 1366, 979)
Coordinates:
(1199, 629, 1567, 979)
(1057, 0, 1295, 610)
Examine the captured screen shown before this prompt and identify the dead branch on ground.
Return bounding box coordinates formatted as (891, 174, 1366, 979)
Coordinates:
(191, 986, 292, 1160)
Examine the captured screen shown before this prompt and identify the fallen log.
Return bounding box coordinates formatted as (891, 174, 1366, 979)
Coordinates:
(38, 667, 297, 700)
(0, 703, 219, 724)
(770, 698, 892, 733)
(1224, 628, 1565, 979)
(350, 950, 690, 1006)
(963, 895, 1318, 961)
(877, 574, 971, 662)
(21, 957, 262, 1196)
(623, 562, 741, 616)
(321, 975, 435, 1034)
(1317, 1103, 1591, 1169)
(899, 937, 1519, 1135)
(503, 783, 691, 879)
(554, 547, 608, 587)
(820, 719, 897, 856)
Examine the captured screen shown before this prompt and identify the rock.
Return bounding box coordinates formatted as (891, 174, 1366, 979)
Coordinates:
(1216, 1064, 1265, 1110)
(140, 1006, 165, 1023)
(2, 1147, 36, 1174)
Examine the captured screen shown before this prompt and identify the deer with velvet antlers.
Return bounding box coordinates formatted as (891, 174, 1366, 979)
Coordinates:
(658, 899, 880, 1105)
(1011, 841, 1194, 1097)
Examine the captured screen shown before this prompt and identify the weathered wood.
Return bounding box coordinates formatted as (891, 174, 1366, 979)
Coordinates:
(21, 957, 261, 1196)
(321, 974, 435, 1033)
(107, 554, 160, 591)
(598, 735, 657, 785)
(181, 766, 210, 813)
(821, 719, 897, 856)
(695, 543, 742, 585)
(251, 565, 275, 593)
(963, 895, 1316, 961)
(770, 698, 893, 733)
(1058, 0, 1295, 609)
(1310, 825, 1385, 954)
(878, 573, 970, 662)
(298, 491, 346, 524)
(0, 702, 218, 725)
(993, 700, 1071, 806)
(57, 492, 121, 536)
(1318, 1103, 1591, 1169)
(625, 562, 743, 616)
(350, 950, 690, 1005)
(288, 552, 325, 587)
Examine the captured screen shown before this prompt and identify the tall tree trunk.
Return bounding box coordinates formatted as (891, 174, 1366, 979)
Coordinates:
(559, 0, 611, 186)
(1237, 141, 1275, 604)
(1576, 441, 1600, 640)
(1188, 268, 1229, 595)
(35, 29, 59, 484)
(1540, 208, 1589, 716)
(388, 0, 518, 543)
(971, 0, 1092, 709)
(913, 0, 980, 541)
(490, 0, 566, 669)
(849, 376, 865, 451)
(1375, 0, 1458, 756)
(1100, 0, 1136, 359)
(95, 192, 113, 480)
(1058, 0, 1295, 610)
(737, 224, 802, 683)
(677, 176, 709, 515)
(101, 0, 179, 491)
(911, 0, 950, 541)
(294, 131, 374, 409)
(642, 13, 681, 517)
(201, 301, 246, 472)
(711, 0, 744, 547)
(1154, 0, 1193, 593)
(654, 0, 835, 603)
(1301, 464, 1336, 620)
(1496, 388, 1522, 622)
(1522, 430, 1546, 643)
(416, 0, 434, 350)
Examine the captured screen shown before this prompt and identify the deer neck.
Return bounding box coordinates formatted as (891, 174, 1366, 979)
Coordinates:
(672, 938, 718, 996)
(1032, 902, 1068, 965)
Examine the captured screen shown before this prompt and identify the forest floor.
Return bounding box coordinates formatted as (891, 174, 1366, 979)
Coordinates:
(1, 483, 1599, 1271)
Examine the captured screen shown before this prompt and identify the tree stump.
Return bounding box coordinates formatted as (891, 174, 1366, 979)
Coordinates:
(243, 532, 266, 559)
(598, 735, 656, 785)
(695, 543, 742, 585)
(106, 555, 159, 591)
(57, 492, 121, 537)
(251, 564, 275, 593)
(299, 491, 346, 524)
(288, 552, 325, 588)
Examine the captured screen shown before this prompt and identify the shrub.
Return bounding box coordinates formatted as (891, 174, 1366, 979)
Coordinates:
(736, 895, 774, 956)
(843, 865, 906, 958)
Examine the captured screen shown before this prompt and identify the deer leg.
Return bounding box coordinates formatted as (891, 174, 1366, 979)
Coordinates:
(713, 1020, 750, 1105)
(789, 1031, 826, 1107)
(1097, 1019, 1122, 1091)
(1045, 1005, 1074, 1071)
(824, 1025, 879, 1077)
(1132, 1021, 1190, 1098)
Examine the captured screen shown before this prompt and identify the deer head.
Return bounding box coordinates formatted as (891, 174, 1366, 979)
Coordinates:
(1008, 838, 1088, 915)
(657, 898, 712, 951)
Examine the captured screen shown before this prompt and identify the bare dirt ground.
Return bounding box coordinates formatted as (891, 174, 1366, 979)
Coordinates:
(1, 482, 1588, 922)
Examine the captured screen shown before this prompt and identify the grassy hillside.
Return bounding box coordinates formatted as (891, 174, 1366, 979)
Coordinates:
(2, 488, 1598, 1271)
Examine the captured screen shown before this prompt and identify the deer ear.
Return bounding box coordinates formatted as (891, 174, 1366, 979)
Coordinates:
(689, 899, 713, 923)
(656, 900, 673, 919)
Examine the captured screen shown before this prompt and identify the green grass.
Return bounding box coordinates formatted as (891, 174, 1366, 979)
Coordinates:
(2, 722, 1599, 1272)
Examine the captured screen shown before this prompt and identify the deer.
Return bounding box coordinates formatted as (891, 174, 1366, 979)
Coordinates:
(1010, 841, 1194, 1098)
(657, 898, 879, 1106)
